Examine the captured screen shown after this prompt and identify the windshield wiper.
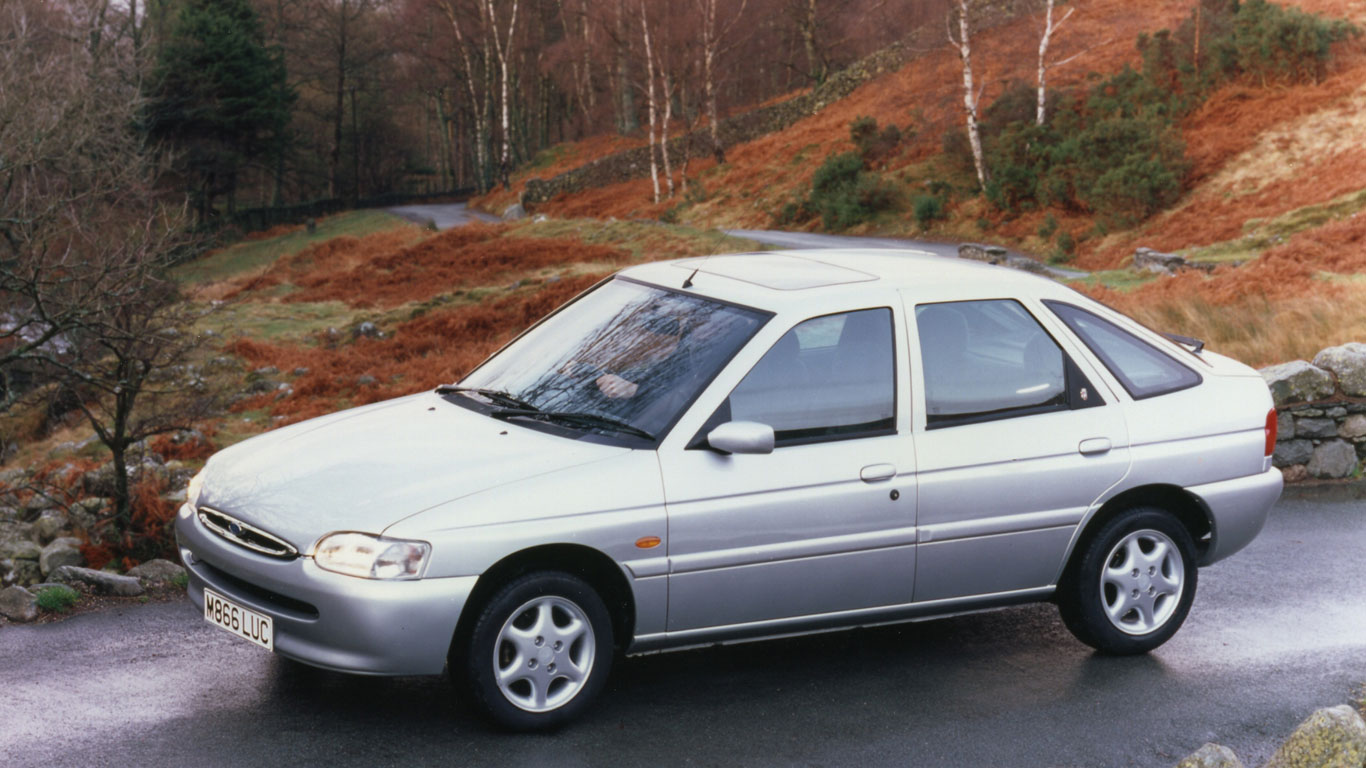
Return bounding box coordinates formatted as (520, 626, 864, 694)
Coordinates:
(491, 408, 656, 441)
(436, 386, 540, 411)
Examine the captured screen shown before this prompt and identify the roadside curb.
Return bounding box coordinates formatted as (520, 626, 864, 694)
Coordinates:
(1281, 479, 1366, 502)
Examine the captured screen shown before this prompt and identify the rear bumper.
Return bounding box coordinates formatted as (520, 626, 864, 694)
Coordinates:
(1192, 467, 1283, 566)
(175, 503, 477, 676)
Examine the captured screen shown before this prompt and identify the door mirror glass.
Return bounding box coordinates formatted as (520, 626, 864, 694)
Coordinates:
(707, 421, 775, 455)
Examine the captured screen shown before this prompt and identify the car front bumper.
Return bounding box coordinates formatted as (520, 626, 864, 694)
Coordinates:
(175, 503, 477, 676)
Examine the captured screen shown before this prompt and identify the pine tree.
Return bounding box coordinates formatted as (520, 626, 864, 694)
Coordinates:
(147, 0, 294, 219)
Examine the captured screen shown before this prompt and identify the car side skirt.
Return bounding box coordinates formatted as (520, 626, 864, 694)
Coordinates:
(625, 586, 1054, 655)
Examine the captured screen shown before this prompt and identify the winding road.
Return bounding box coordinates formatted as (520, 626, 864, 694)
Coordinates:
(1, 488, 1363, 767)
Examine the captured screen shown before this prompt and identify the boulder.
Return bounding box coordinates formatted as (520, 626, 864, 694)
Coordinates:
(1273, 439, 1314, 468)
(39, 537, 83, 577)
(353, 321, 380, 339)
(50, 565, 143, 597)
(0, 525, 41, 560)
(4, 558, 41, 587)
(1340, 414, 1366, 440)
(1265, 704, 1366, 768)
(1295, 417, 1337, 439)
(958, 242, 1008, 264)
(1175, 743, 1244, 768)
(0, 585, 38, 622)
(127, 558, 186, 585)
(1277, 411, 1295, 440)
(501, 203, 527, 221)
(31, 509, 70, 544)
(1307, 440, 1359, 479)
(1260, 361, 1336, 405)
(1132, 247, 1216, 276)
(1312, 343, 1366, 397)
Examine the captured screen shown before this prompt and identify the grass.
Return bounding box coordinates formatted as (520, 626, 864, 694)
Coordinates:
(1180, 189, 1366, 264)
(1067, 269, 1161, 292)
(34, 584, 80, 613)
(509, 218, 766, 260)
(197, 300, 355, 343)
(173, 210, 417, 286)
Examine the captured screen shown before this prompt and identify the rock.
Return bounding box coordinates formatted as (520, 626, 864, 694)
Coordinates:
(1260, 361, 1336, 405)
(1132, 247, 1216, 276)
(1340, 414, 1366, 440)
(1277, 411, 1295, 440)
(1265, 704, 1366, 768)
(357, 374, 377, 387)
(0, 505, 18, 522)
(39, 537, 83, 577)
(1175, 743, 1244, 768)
(5, 558, 41, 587)
(354, 321, 380, 339)
(292, 367, 310, 376)
(1295, 417, 1337, 439)
(0, 467, 31, 487)
(0, 585, 38, 622)
(246, 377, 279, 394)
(127, 558, 185, 585)
(1281, 464, 1309, 483)
(31, 509, 70, 545)
(1312, 343, 1366, 396)
(0, 525, 41, 560)
(252, 366, 280, 377)
(958, 242, 1008, 264)
(1293, 407, 1326, 417)
(1307, 440, 1359, 479)
(532, 213, 549, 223)
(50, 565, 143, 596)
(1326, 406, 1348, 418)
(164, 487, 188, 505)
(1273, 439, 1314, 468)
(501, 203, 526, 221)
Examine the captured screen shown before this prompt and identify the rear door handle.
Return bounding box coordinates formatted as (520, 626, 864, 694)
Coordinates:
(1078, 438, 1112, 456)
(860, 463, 897, 482)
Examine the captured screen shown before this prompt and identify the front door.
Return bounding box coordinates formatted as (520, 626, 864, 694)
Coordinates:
(659, 308, 918, 632)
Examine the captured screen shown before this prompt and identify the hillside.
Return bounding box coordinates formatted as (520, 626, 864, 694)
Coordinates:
(475, 0, 1366, 367)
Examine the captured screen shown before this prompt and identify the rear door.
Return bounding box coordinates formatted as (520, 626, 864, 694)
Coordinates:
(905, 294, 1131, 603)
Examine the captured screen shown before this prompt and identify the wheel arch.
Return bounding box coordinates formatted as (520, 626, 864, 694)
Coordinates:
(1059, 484, 1213, 586)
(450, 543, 636, 659)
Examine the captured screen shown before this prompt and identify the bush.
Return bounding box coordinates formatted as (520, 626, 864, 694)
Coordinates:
(1234, 0, 1359, 85)
(1038, 213, 1059, 239)
(35, 584, 80, 613)
(851, 116, 903, 168)
(780, 117, 904, 230)
(913, 195, 946, 226)
(1057, 230, 1076, 255)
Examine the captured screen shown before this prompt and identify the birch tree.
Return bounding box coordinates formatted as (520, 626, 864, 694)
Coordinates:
(1035, 0, 1080, 125)
(640, 1, 661, 202)
(480, 0, 519, 189)
(695, 0, 748, 165)
(947, 0, 987, 189)
(439, 0, 492, 191)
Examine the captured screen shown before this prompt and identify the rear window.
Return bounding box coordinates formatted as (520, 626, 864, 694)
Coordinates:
(1045, 301, 1201, 400)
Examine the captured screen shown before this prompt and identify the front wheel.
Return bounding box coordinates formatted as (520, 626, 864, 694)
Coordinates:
(460, 571, 614, 731)
(1057, 508, 1198, 655)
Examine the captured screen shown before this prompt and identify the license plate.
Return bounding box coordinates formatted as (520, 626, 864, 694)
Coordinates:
(204, 588, 273, 651)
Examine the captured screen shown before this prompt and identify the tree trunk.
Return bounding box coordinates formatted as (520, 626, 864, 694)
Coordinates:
(641, 3, 661, 204)
(329, 0, 349, 199)
(614, 0, 637, 135)
(952, 0, 987, 189)
(660, 64, 675, 198)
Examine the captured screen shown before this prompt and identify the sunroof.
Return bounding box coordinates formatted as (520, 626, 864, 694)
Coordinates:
(671, 253, 878, 290)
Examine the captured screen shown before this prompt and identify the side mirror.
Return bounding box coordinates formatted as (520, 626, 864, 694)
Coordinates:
(707, 421, 775, 455)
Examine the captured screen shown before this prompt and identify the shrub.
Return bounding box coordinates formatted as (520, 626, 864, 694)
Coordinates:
(782, 118, 905, 231)
(851, 116, 903, 168)
(1038, 214, 1059, 239)
(35, 585, 80, 613)
(1057, 230, 1076, 255)
(1233, 0, 1359, 85)
(913, 195, 946, 226)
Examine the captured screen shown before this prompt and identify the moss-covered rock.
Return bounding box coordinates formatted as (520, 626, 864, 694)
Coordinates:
(1174, 742, 1244, 768)
(1265, 705, 1366, 768)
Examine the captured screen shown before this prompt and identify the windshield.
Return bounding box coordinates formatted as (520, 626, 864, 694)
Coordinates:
(459, 278, 769, 440)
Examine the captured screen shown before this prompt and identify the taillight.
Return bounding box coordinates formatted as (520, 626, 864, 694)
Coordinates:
(1265, 409, 1278, 457)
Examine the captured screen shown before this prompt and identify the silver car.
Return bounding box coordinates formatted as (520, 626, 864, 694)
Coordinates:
(176, 249, 1282, 729)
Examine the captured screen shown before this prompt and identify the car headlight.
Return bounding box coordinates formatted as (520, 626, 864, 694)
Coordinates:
(186, 469, 206, 510)
(313, 532, 431, 580)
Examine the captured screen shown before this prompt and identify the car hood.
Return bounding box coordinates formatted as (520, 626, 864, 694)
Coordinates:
(197, 392, 629, 552)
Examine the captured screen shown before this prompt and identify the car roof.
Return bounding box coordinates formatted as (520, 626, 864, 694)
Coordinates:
(618, 249, 1061, 311)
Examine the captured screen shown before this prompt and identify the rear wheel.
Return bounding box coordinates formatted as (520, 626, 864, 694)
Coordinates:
(460, 571, 614, 731)
(1058, 508, 1198, 655)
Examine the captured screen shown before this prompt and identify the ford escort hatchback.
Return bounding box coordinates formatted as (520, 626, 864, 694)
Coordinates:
(176, 249, 1282, 730)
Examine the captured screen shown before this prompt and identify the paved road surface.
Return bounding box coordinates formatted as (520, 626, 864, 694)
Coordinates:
(388, 202, 500, 230)
(2, 489, 1362, 767)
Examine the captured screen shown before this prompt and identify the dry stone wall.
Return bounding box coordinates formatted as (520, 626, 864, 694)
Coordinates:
(1260, 343, 1366, 482)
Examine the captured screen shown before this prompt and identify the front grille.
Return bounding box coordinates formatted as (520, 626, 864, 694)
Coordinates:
(198, 507, 299, 559)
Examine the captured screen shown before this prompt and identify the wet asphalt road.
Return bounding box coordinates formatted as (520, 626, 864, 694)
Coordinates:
(388, 202, 501, 230)
(1, 488, 1363, 768)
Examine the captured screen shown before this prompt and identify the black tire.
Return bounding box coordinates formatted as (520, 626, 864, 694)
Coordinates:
(1057, 507, 1198, 655)
(459, 571, 614, 731)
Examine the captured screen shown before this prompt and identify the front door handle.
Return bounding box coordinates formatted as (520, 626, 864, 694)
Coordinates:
(1078, 437, 1112, 456)
(860, 463, 897, 482)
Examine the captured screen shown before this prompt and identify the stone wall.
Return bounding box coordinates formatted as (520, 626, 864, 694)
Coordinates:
(1260, 343, 1366, 482)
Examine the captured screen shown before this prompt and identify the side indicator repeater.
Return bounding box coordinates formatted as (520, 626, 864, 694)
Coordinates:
(635, 536, 662, 549)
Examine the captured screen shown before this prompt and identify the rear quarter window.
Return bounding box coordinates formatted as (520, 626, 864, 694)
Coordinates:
(1045, 300, 1201, 400)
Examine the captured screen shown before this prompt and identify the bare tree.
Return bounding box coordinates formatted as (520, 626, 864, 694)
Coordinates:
(0, 0, 220, 524)
(480, 0, 519, 189)
(695, 0, 748, 165)
(1035, 0, 1083, 125)
(947, 0, 987, 189)
(639, 0, 662, 202)
(438, 0, 493, 190)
